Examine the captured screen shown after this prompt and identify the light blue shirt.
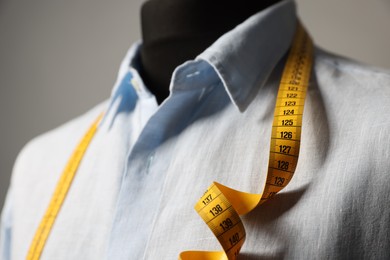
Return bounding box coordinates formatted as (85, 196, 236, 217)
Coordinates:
(2, 0, 390, 259)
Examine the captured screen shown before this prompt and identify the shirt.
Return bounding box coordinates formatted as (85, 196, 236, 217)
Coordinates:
(2, 0, 390, 259)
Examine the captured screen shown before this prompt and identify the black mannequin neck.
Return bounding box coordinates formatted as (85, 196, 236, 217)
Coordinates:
(139, 0, 282, 104)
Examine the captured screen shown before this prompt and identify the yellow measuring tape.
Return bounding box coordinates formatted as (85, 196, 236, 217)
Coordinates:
(26, 113, 103, 260)
(27, 23, 312, 260)
(179, 23, 313, 260)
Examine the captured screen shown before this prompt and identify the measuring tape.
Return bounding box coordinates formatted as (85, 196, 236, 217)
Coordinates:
(27, 22, 312, 260)
(26, 113, 103, 260)
(179, 22, 313, 260)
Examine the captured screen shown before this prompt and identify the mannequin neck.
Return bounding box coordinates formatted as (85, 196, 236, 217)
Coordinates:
(139, 0, 282, 103)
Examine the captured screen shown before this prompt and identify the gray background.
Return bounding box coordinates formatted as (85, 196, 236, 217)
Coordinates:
(0, 0, 389, 209)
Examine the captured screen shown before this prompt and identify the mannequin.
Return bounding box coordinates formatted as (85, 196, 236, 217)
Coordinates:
(139, 0, 282, 104)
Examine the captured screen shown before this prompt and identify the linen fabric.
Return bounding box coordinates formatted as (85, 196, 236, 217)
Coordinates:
(1, 0, 390, 259)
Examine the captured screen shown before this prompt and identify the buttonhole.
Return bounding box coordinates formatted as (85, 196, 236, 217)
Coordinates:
(186, 71, 200, 78)
(145, 152, 155, 174)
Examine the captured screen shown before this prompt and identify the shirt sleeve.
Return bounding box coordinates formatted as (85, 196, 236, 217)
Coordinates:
(0, 186, 13, 260)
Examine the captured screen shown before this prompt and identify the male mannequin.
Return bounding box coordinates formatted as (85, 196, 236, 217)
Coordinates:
(140, 0, 281, 103)
(1, 0, 390, 259)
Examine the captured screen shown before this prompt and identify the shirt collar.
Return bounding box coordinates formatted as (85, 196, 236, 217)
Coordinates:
(196, 0, 297, 111)
(110, 0, 297, 112)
